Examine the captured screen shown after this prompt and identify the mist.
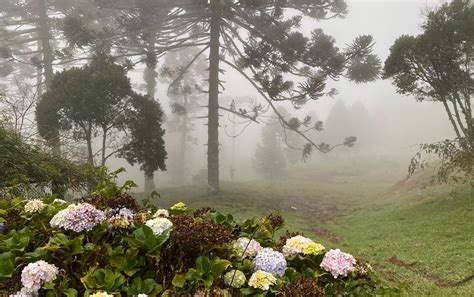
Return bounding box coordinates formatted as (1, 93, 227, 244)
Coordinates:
(0, 0, 472, 295)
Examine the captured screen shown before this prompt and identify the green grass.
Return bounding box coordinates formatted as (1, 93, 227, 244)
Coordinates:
(153, 160, 474, 296)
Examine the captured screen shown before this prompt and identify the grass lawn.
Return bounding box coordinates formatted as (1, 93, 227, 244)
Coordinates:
(153, 160, 474, 296)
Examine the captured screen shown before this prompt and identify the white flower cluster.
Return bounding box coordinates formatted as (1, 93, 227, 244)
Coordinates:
(248, 270, 277, 291)
(24, 199, 45, 214)
(233, 237, 263, 258)
(224, 270, 246, 288)
(50, 203, 106, 232)
(282, 235, 325, 257)
(153, 208, 169, 218)
(145, 217, 173, 236)
(13, 260, 58, 296)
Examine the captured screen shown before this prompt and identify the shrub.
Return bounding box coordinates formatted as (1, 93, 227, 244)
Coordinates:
(0, 178, 398, 296)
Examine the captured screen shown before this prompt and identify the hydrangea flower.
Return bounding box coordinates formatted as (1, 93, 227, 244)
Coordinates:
(248, 270, 277, 291)
(282, 235, 325, 257)
(320, 249, 356, 278)
(233, 237, 263, 258)
(145, 217, 173, 236)
(24, 199, 45, 214)
(253, 248, 287, 277)
(171, 202, 187, 212)
(223, 270, 246, 288)
(134, 210, 152, 223)
(50, 203, 105, 232)
(108, 208, 134, 228)
(18, 260, 58, 295)
(153, 209, 169, 218)
(90, 292, 114, 297)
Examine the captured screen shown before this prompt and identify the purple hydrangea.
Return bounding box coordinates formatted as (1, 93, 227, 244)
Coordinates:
(50, 203, 106, 232)
(320, 249, 356, 278)
(253, 248, 287, 277)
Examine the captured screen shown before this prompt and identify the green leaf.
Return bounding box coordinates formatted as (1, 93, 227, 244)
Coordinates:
(0, 252, 15, 279)
(172, 274, 186, 288)
(195, 256, 210, 273)
(64, 288, 78, 297)
(210, 258, 231, 278)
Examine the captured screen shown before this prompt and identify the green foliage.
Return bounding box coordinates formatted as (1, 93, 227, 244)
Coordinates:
(36, 55, 167, 171)
(119, 94, 167, 175)
(0, 171, 394, 295)
(0, 124, 88, 192)
(184, 256, 231, 289)
(384, 0, 474, 184)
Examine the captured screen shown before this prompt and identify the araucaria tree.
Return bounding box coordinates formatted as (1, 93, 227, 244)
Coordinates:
(126, 0, 381, 193)
(384, 0, 473, 184)
(36, 55, 167, 174)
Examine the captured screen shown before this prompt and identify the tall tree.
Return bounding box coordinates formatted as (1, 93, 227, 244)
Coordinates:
(384, 0, 473, 183)
(37, 55, 133, 167)
(63, 0, 381, 193)
(160, 48, 207, 184)
(159, 0, 380, 192)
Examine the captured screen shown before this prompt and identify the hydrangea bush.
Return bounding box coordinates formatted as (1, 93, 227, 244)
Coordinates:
(0, 175, 398, 296)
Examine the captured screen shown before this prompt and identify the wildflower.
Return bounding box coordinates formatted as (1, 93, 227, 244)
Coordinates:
(224, 270, 246, 288)
(137, 294, 148, 297)
(171, 202, 187, 212)
(24, 199, 45, 214)
(50, 203, 105, 232)
(282, 235, 325, 257)
(108, 208, 134, 228)
(145, 217, 173, 236)
(90, 292, 114, 297)
(19, 260, 58, 294)
(233, 237, 262, 258)
(153, 209, 169, 218)
(320, 249, 356, 278)
(248, 270, 277, 291)
(253, 248, 287, 277)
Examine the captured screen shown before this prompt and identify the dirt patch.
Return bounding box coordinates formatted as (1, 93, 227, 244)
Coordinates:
(309, 226, 342, 243)
(389, 255, 474, 288)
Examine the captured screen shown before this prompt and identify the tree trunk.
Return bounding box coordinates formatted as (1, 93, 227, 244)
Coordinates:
(85, 129, 94, 167)
(37, 0, 61, 155)
(178, 96, 188, 183)
(101, 126, 107, 167)
(207, 2, 221, 193)
(143, 33, 157, 193)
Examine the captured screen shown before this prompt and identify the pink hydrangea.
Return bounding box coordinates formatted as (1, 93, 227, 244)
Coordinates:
(18, 260, 58, 294)
(320, 249, 356, 278)
(50, 203, 105, 232)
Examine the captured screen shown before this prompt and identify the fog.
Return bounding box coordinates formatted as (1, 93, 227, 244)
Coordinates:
(98, 0, 454, 189)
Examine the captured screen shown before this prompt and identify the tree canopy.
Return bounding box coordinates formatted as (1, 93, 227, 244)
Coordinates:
(384, 0, 473, 184)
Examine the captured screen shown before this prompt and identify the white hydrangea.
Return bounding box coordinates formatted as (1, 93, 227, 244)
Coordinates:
(248, 270, 277, 291)
(17, 260, 58, 295)
(153, 209, 169, 218)
(282, 235, 325, 257)
(233, 237, 263, 258)
(145, 217, 173, 236)
(24, 199, 45, 214)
